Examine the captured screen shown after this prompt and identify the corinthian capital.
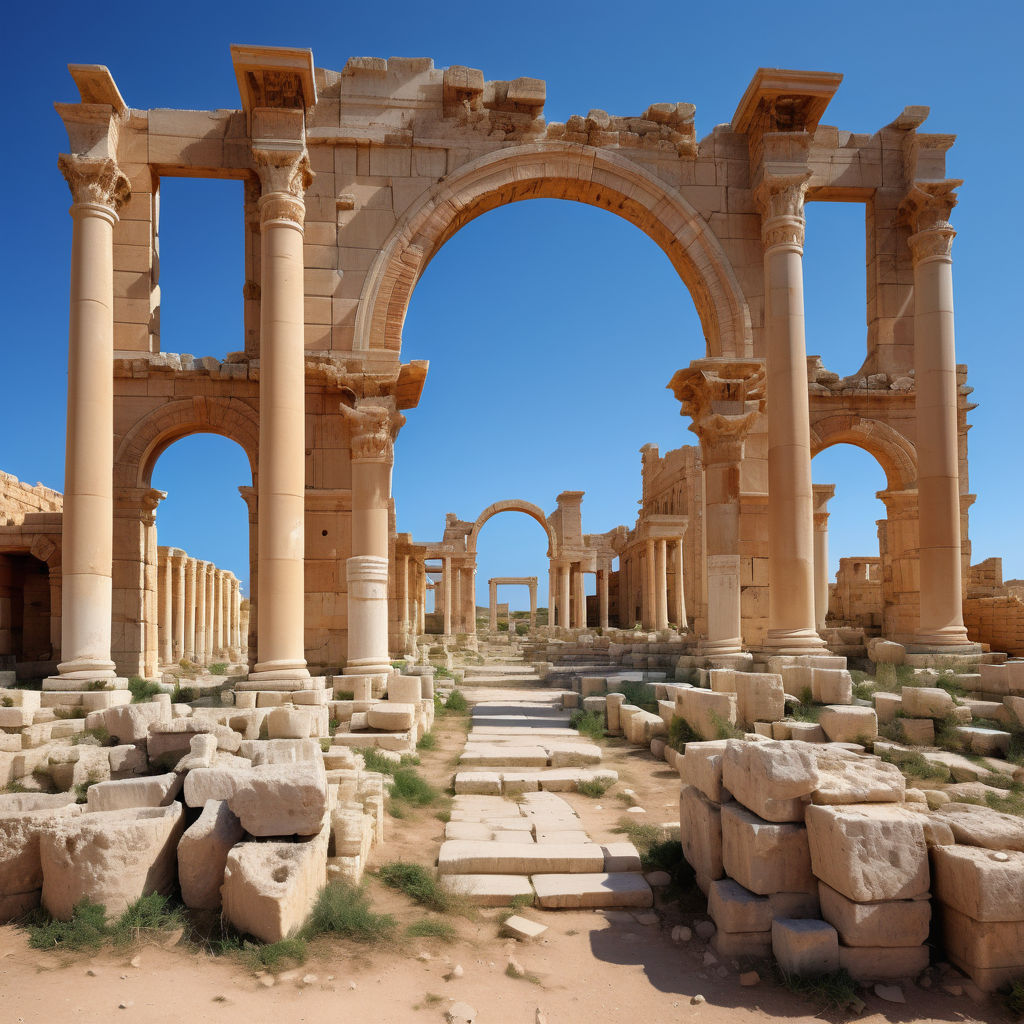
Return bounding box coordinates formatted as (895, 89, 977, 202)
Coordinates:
(341, 398, 406, 462)
(901, 179, 961, 263)
(754, 170, 811, 249)
(57, 155, 131, 212)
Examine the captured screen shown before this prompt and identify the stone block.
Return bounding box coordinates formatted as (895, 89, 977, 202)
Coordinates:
(679, 784, 723, 888)
(178, 800, 243, 910)
(818, 881, 929, 947)
(874, 692, 902, 725)
(805, 804, 929, 902)
(437, 840, 604, 875)
(531, 872, 653, 909)
(96, 701, 170, 744)
(439, 874, 534, 907)
(86, 772, 183, 812)
(0, 804, 81, 898)
(771, 918, 839, 976)
(601, 842, 642, 872)
(366, 702, 417, 731)
(712, 929, 773, 958)
(937, 801, 1024, 851)
(931, 843, 1024, 921)
(680, 740, 730, 803)
(221, 824, 329, 943)
(39, 805, 185, 920)
(721, 803, 814, 896)
(707, 878, 772, 933)
(838, 944, 929, 982)
(810, 750, 905, 805)
(955, 727, 1011, 757)
(387, 675, 422, 703)
(266, 706, 312, 740)
(787, 721, 827, 743)
(811, 668, 853, 705)
(676, 688, 737, 741)
(243, 738, 322, 765)
(818, 706, 877, 743)
(940, 904, 1024, 977)
(899, 718, 935, 745)
(900, 686, 954, 719)
(721, 739, 819, 822)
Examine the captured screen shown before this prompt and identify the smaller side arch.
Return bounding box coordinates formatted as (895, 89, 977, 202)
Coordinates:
(809, 415, 917, 493)
(468, 499, 556, 558)
(114, 396, 259, 490)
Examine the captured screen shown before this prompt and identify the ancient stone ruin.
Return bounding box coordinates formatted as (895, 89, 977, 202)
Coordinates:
(3, 45, 1023, 1010)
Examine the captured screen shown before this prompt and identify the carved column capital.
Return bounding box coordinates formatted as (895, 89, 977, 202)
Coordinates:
(253, 145, 313, 228)
(754, 171, 811, 250)
(341, 399, 406, 463)
(58, 154, 131, 213)
(901, 179, 961, 265)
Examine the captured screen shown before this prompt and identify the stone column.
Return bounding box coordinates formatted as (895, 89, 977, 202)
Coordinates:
(529, 580, 537, 630)
(757, 174, 826, 654)
(598, 568, 609, 630)
(442, 557, 452, 636)
(489, 580, 498, 632)
(547, 566, 555, 628)
(194, 562, 208, 665)
(904, 181, 972, 649)
(158, 548, 172, 667)
(238, 486, 258, 668)
(672, 537, 687, 630)
(559, 562, 571, 630)
(453, 566, 463, 635)
(812, 484, 835, 633)
(250, 138, 313, 684)
(655, 539, 669, 630)
(211, 570, 222, 658)
(418, 570, 426, 635)
(644, 540, 657, 630)
(671, 361, 764, 655)
(171, 550, 185, 663)
(52, 156, 130, 682)
(400, 554, 410, 638)
(342, 399, 404, 675)
(184, 559, 197, 662)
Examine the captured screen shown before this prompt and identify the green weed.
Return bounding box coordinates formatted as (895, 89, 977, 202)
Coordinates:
(406, 918, 457, 942)
(417, 731, 437, 751)
(576, 777, 612, 798)
(389, 767, 440, 807)
(170, 683, 198, 703)
(128, 676, 162, 703)
(301, 882, 396, 943)
(71, 727, 110, 746)
(667, 716, 701, 753)
(208, 662, 228, 676)
(378, 862, 455, 914)
(778, 967, 858, 1010)
(570, 709, 605, 742)
(442, 689, 468, 712)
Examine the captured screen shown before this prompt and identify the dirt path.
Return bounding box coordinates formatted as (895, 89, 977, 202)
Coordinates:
(0, 685, 1011, 1024)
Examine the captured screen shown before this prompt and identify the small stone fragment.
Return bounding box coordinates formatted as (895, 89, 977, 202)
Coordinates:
(739, 971, 760, 986)
(874, 983, 905, 1003)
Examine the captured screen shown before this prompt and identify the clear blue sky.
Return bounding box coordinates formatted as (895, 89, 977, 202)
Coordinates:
(2, 1, 1021, 610)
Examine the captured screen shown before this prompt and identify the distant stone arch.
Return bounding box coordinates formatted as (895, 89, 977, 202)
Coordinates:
(355, 142, 753, 360)
(810, 415, 917, 493)
(114, 396, 259, 490)
(468, 499, 556, 558)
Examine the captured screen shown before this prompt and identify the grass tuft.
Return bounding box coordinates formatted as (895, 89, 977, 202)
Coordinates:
(25, 893, 184, 952)
(71, 727, 110, 746)
(301, 882, 396, 943)
(576, 777, 612, 798)
(443, 689, 468, 713)
(417, 731, 437, 751)
(1004, 976, 1024, 1017)
(406, 918, 457, 942)
(778, 967, 858, 1010)
(389, 767, 440, 807)
(170, 683, 198, 704)
(378, 861, 456, 914)
(569, 709, 605, 742)
(128, 676, 162, 703)
(667, 716, 701, 753)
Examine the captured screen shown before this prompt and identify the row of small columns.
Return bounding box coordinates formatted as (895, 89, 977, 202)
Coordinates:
(621, 539, 686, 632)
(156, 547, 244, 665)
(548, 562, 613, 630)
(430, 557, 476, 636)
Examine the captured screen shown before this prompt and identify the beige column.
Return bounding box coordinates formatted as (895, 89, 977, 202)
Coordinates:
(194, 562, 208, 665)
(212, 569, 223, 658)
(233, 578, 244, 661)
(250, 142, 312, 683)
(812, 484, 835, 633)
(529, 580, 537, 630)
(342, 399, 403, 675)
(158, 548, 172, 666)
(904, 182, 971, 648)
(644, 540, 657, 630)
(52, 156, 130, 682)
(757, 175, 825, 653)
(442, 557, 453, 636)
(418, 570, 426, 635)
(489, 580, 498, 632)
(400, 554, 410, 636)
(547, 566, 555, 628)
(468, 567, 477, 636)
(453, 566, 463, 635)
(205, 564, 216, 663)
(655, 539, 669, 630)
(559, 562, 571, 630)
(171, 550, 185, 663)
(672, 537, 687, 630)
(598, 568, 609, 629)
(183, 559, 197, 662)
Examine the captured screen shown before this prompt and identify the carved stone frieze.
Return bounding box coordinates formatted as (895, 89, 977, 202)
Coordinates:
(57, 154, 130, 212)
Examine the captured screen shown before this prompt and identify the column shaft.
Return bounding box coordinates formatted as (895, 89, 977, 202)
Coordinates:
(672, 538, 686, 629)
(599, 569, 609, 630)
(184, 560, 196, 662)
(158, 550, 172, 666)
(172, 554, 185, 663)
(655, 539, 669, 630)
(559, 563, 570, 630)
(443, 558, 452, 636)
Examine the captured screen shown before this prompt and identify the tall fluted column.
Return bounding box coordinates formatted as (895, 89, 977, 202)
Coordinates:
(757, 175, 825, 653)
(489, 580, 498, 632)
(184, 559, 197, 662)
(812, 484, 835, 633)
(400, 555, 410, 638)
(672, 537, 687, 630)
(342, 399, 404, 675)
(559, 562, 571, 630)
(250, 143, 313, 683)
(453, 566, 464, 635)
(655, 540, 669, 630)
(904, 181, 972, 649)
(671, 360, 764, 655)
(212, 569, 223, 658)
(171, 550, 185, 663)
(205, 564, 216, 661)
(598, 569, 609, 630)
(158, 548, 173, 666)
(52, 156, 130, 682)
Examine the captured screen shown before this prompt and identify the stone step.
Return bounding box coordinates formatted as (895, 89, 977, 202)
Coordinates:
(531, 873, 654, 909)
(437, 840, 606, 875)
(440, 874, 535, 906)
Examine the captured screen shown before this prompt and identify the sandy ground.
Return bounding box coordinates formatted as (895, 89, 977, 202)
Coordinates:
(0, 685, 1014, 1024)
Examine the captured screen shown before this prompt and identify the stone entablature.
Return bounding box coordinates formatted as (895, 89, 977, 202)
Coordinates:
(0, 472, 63, 523)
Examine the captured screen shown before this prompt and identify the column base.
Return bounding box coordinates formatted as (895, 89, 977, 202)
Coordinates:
(763, 627, 828, 655)
(42, 675, 128, 692)
(343, 659, 394, 676)
(53, 659, 118, 681)
(907, 625, 976, 651)
(699, 637, 745, 656)
(235, 675, 326, 692)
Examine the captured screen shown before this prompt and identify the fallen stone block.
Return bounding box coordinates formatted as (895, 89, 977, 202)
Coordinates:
(818, 881, 930, 947)
(679, 784, 723, 890)
(366, 703, 416, 731)
(955, 727, 1011, 757)
(676, 689, 737, 741)
(811, 668, 853, 705)
(439, 874, 534, 907)
(811, 750, 905, 805)
(901, 687, 955, 719)
(818, 706, 877, 744)
(712, 929, 772, 958)
(0, 804, 82, 902)
(874, 692, 902, 725)
(936, 801, 1024, 851)
(680, 740, 731, 803)
(721, 739, 819, 822)
(178, 800, 243, 910)
(221, 824, 329, 943)
(707, 878, 772, 933)
(39, 804, 185, 920)
(721, 803, 814, 896)
(242, 738, 323, 765)
(601, 842, 641, 872)
(502, 914, 547, 941)
(531, 872, 653, 909)
(459, 746, 550, 769)
(772, 918, 839, 976)
(86, 772, 183, 812)
(805, 804, 929, 902)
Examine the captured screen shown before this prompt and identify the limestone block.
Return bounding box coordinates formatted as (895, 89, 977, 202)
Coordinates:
(366, 703, 416, 731)
(175, 734, 218, 771)
(221, 825, 329, 943)
(838, 944, 929, 982)
(733, 672, 785, 725)
(243, 739, 323, 765)
(437, 840, 604, 875)
(955, 727, 1011, 757)
(900, 687, 954, 719)
(818, 706, 877, 744)
(811, 750, 905, 805)
(39, 805, 185, 920)
(935, 801, 1024, 851)
(805, 804, 929, 902)
(626, 710, 665, 744)
(787, 722, 827, 743)
(601, 842, 642, 872)
(531, 872, 653, 909)
(86, 772, 183, 812)
(867, 639, 905, 664)
(676, 689, 737, 741)
(460, 746, 549, 769)
(582, 696, 608, 716)
(266, 706, 312, 740)
(811, 669, 853, 705)
(721, 803, 815, 896)
(0, 689, 40, 710)
(48, 745, 110, 791)
(721, 739, 819, 822)
(548, 743, 602, 768)
(931, 844, 1024, 921)
(0, 792, 77, 814)
(874, 692, 902, 725)
(96, 701, 170, 744)
(818, 881, 929, 947)
(440, 874, 534, 906)
(680, 740, 730, 803)
(0, 707, 34, 727)
(899, 718, 935, 745)
(454, 772, 503, 795)
(707, 878, 772, 933)
(0, 805, 81, 898)
(178, 800, 243, 910)
(712, 929, 773, 958)
(679, 784, 724, 888)
(580, 677, 605, 698)
(538, 768, 617, 792)
(605, 693, 625, 733)
(941, 904, 1024, 977)
(349, 712, 369, 731)
(108, 744, 148, 777)
(771, 918, 839, 976)
(228, 762, 328, 837)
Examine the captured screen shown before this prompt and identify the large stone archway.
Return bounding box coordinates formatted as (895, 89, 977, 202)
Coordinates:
(468, 499, 556, 557)
(355, 143, 754, 360)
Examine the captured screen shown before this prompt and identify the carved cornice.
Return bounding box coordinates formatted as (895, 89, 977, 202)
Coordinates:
(341, 399, 406, 462)
(57, 154, 130, 212)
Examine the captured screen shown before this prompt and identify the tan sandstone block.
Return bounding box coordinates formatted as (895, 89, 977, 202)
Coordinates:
(178, 800, 244, 911)
(679, 740, 731, 802)
(818, 881, 930, 947)
(818, 706, 878, 744)
(838, 944, 930, 982)
(772, 918, 839, 976)
(721, 803, 815, 896)
(931, 844, 1024, 921)
(721, 739, 818, 822)
(679, 784, 723, 890)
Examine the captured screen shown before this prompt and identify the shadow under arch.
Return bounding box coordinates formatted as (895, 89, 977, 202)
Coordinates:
(355, 143, 753, 360)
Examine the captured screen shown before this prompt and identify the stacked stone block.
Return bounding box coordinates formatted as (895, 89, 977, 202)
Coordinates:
(327, 671, 435, 754)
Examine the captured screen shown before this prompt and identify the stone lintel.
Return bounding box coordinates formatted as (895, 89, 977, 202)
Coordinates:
(731, 67, 843, 136)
